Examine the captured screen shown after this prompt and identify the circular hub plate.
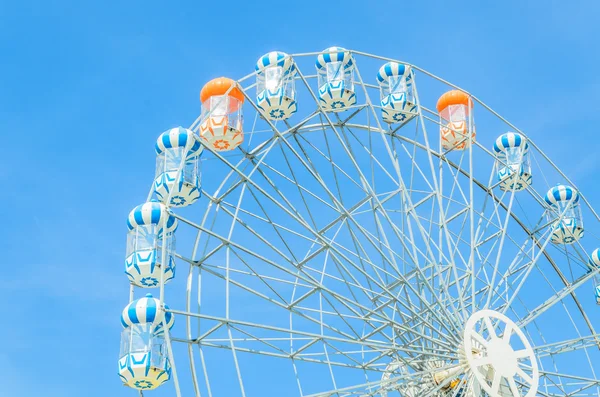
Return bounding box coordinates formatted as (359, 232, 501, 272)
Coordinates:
(464, 310, 538, 397)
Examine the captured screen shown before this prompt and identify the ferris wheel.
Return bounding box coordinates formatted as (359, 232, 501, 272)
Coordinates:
(117, 47, 600, 397)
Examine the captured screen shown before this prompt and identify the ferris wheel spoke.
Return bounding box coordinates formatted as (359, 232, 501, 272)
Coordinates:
(439, 155, 470, 215)
(224, 325, 248, 397)
(516, 367, 533, 384)
(216, 160, 422, 318)
(292, 132, 371, 195)
(205, 130, 284, 200)
(495, 230, 554, 314)
(400, 223, 466, 330)
(246, 160, 325, 233)
(197, 265, 373, 345)
(222, 245, 458, 351)
(317, 282, 457, 349)
(343, 213, 420, 289)
(262, 135, 419, 293)
(318, 284, 372, 340)
(488, 253, 534, 310)
(210, 197, 306, 273)
(332, 123, 399, 193)
(185, 217, 452, 350)
(303, 360, 461, 397)
(178, 235, 370, 344)
(517, 268, 600, 328)
(470, 330, 490, 348)
(245, 110, 323, 159)
(308, 244, 458, 346)
(312, 209, 463, 341)
(308, 303, 455, 355)
(260, 159, 342, 213)
(196, 158, 329, 258)
(484, 316, 498, 338)
(338, 215, 391, 299)
(383, 209, 467, 333)
(483, 178, 521, 310)
(254, 158, 328, 253)
(292, 132, 402, 260)
(326, 211, 401, 286)
(490, 233, 550, 312)
(400, 128, 508, 314)
(360, 126, 468, 324)
(177, 325, 454, 371)
(533, 333, 600, 357)
(507, 377, 521, 397)
(529, 368, 600, 396)
(536, 370, 600, 384)
(342, 124, 432, 198)
(513, 348, 531, 360)
(172, 309, 390, 352)
(490, 370, 502, 395)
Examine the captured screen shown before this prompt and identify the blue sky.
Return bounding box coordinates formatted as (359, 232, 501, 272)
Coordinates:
(1, 0, 600, 396)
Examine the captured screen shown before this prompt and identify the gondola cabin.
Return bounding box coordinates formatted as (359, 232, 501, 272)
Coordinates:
(119, 294, 175, 390)
(436, 90, 475, 151)
(316, 47, 356, 112)
(377, 62, 417, 124)
(125, 202, 177, 287)
(256, 51, 297, 120)
(199, 77, 245, 151)
(154, 127, 201, 207)
(493, 132, 532, 191)
(544, 185, 584, 244)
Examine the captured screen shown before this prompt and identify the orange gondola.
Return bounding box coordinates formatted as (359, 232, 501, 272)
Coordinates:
(199, 77, 245, 151)
(436, 90, 475, 151)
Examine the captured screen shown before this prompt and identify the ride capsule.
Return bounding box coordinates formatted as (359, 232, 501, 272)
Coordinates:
(591, 248, 600, 268)
(125, 202, 177, 288)
(376, 62, 417, 124)
(493, 132, 532, 191)
(316, 47, 356, 112)
(199, 77, 245, 151)
(118, 294, 175, 390)
(256, 51, 297, 120)
(154, 127, 202, 207)
(544, 184, 584, 244)
(436, 90, 476, 150)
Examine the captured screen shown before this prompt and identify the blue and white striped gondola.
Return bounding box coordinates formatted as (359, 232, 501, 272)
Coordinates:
(118, 294, 175, 390)
(590, 248, 600, 268)
(125, 201, 177, 288)
(315, 47, 356, 112)
(595, 283, 600, 305)
(256, 51, 298, 120)
(154, 127, 202, 208)
(493, 132, 532, 191)
(120, 293, 175, 334)
(544, 184, 584, 244)
(377, 62, 417, 124)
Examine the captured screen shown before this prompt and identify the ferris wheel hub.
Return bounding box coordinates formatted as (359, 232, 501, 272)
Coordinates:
(486, 338, 518, 377)
(463, 310, 539, 397)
